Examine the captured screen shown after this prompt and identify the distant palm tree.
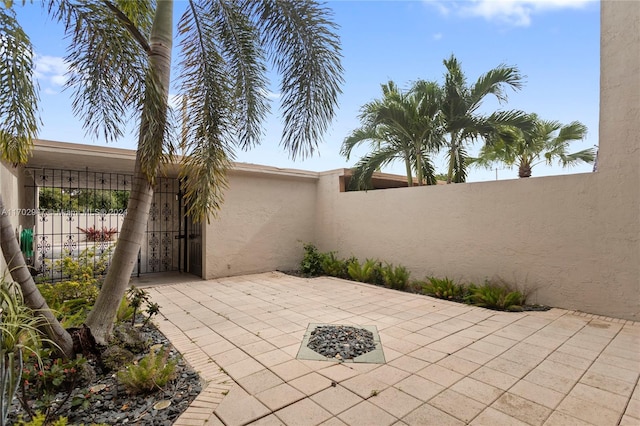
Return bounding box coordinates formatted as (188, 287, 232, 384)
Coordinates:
(441, 54, 530, 183)
(471, 114, 594, 178)
(341, 80, 443, 189)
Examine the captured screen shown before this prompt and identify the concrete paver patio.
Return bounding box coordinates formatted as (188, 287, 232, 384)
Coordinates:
(141, 272, 640, 426)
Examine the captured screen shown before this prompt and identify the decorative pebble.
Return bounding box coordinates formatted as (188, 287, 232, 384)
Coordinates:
(307, 325, 376, 359)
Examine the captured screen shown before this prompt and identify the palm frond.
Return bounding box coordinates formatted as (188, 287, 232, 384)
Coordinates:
(51, 1, 150, 143)
(340, 126, 381, 159)
(349, 146, 402, 190)
(0, 7, 39, 164)
(251, 0, 343, 159)
(471, 65, 524, 105)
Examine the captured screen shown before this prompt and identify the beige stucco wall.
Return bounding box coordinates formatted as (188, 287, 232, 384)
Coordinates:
(204, 168, 318, 279)
(0, 162, 22, 277)
(314, 1, 640, 321)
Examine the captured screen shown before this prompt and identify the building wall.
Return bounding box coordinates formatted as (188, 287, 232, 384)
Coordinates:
(0, 163, 23, 277)
(204, 169, 318, 279)
(313, 1, 639, 321)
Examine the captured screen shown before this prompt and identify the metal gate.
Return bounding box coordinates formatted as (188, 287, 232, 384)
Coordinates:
(24, 168, 185, 281)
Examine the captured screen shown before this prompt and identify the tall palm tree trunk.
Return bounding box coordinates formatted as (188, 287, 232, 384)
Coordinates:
(404, 157, 413, 186)
(0, 194, 74, 358)
(85, 1, 173, 345)
(446, 133, 457, 184)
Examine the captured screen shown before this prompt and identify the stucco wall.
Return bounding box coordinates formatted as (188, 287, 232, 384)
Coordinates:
(0, 162, 22, 277)
(314, 1, 639, 321)
(204, 169, 318, 279)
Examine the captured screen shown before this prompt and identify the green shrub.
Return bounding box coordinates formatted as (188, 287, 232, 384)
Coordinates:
(347, 258, 383, 284)
(422, 277, 467, 302)
(467, 282, 524, 311)
(1, 279, 49, 426)
(19, 349, 90, 422)
(300, 243, 326, 277)
(320, 252, 349, 278)
(381, 263, 410, 290)
(117, 347, 177, 394)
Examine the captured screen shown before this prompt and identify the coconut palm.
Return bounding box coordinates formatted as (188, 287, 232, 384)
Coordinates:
(341, 80, 443, 189)
(441, 54, 530, 183)
(471, 115, 594, 178)
(1, 0, 342, 346)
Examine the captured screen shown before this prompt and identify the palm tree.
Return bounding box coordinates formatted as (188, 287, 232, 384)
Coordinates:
(1, 0, 342, 346)
(341, 80, 443, 189)
(471, 114, 594, 178)
(440, 54, 530, 183)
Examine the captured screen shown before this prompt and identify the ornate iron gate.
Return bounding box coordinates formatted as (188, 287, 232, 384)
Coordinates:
(24, 168, 184, 281)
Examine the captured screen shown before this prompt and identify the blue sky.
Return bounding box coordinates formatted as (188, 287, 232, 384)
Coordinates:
(15, 0, 600, 182)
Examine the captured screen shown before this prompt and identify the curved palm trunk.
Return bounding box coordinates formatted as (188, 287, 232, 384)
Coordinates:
(0, 195, 74, 358)
(85, 1, 173, 345)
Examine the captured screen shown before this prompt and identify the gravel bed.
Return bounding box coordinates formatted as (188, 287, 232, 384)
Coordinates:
(9, 324, 202, 425)
(307, 325, 376, 360)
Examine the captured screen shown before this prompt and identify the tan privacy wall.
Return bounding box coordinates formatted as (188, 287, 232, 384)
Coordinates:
(314, 1, 640, 321)
(204, 166, 318, 279)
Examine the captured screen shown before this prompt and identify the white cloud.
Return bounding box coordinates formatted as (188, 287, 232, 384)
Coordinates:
(433, 32, 443, 40)
(425, 0, 593, 27)
(34, 55, 69, 87)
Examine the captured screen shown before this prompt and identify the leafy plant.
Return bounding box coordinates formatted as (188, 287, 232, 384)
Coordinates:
(116, 347, 177, 394)
(321, 252, 349, 278)
(300, 243, 327, 277)
(77, 226, 118, 242)
(422, 277, 468, 302)
(0, 278, 49, 426)
(18, 350, 89, 423)
(347, 258, 383, 284)
(37, 248, 110, 327)
(467, 282, 524, 311)
(381, 263, 411, 290)
(116, 296, 135, 323)
(126, 286, 157, 326)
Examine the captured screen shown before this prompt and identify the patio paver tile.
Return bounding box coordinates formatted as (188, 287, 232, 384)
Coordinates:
(224, 357, 265, 379)
(288, 372, 334, 395)
(416, 363, 464, 388)
(255, 383, 305, 411)
(274, 398, 333, 426)
(368, 386, 423, 419)
(247, 414, 286, 425)
(337, 400, 397, 426)
(491, 392, 553, 426)
(580, 371, 635, 396)
(317, 363, 360, 382)
(542, 411, 595, 426)
(469, 407, 530, 426)
(469, 365, 521, 390)
(365, 364, 411, 386)
(341, 374, 389, 399)
(236, 368, 285, 394)
(436, 355, 481, 375)
(569, 382, 629, 412)
(394, 375, 445, 402)
(214, 385, 270, 426)
(310, 385, 365, 415)
(388, 355, 430, 373)
(401, 403, 465, 426)
(509, 380, 565, 409)
(450, 377, 503, 405)
(270, 359, 313, 381)
(429, 389, 486, 423)
(556, 395, 621, 425)
(254, 349, 293, 367)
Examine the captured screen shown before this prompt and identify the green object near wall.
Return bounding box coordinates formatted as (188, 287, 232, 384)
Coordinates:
(20, 228, 33, 258)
